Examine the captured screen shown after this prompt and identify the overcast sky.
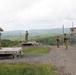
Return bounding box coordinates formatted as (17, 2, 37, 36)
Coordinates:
(0, 0, 76, 31)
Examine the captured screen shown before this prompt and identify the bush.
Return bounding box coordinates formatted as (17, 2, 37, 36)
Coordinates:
(1, 39, 19, 47)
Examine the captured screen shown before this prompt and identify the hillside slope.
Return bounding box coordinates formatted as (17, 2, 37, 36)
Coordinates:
(2, 28, 70, 39)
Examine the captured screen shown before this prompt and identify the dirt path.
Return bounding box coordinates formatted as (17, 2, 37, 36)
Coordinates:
(50, 46, 76, 75)
(0, 46, 76, 75)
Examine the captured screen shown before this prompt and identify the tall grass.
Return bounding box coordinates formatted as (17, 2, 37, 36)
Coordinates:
(0, 63, 57, 75)
(23, 46, 50, 54)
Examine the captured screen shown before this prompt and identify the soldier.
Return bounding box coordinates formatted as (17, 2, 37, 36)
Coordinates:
(56, 36, 61, 48)
(64, 33, 68, 49)
(25, 31, 29, 42)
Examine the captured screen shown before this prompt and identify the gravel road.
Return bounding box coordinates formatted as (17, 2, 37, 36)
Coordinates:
(49, 46, 76, 75)
(0, 46, 76, 75)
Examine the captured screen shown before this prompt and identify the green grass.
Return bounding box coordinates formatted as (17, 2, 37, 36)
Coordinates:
(0, 63, 57, 75)
(23, 46, 50, 54)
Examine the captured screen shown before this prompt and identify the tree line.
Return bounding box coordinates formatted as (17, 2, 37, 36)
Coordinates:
(1, 34, 76, 47)
(1, 39, 19, 47)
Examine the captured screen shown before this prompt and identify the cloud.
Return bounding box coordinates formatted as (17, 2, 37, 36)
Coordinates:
(0, 0, 76, 31)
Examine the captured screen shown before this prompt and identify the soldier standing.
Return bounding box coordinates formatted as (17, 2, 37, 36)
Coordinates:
(25, 31, 29, 42)
(56, 36, 61, 48)
(64, 33, 68, 49)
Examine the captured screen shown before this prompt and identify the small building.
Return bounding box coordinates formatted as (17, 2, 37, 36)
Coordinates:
(70, 27, 76, 45)
(70, 27, 76, 34)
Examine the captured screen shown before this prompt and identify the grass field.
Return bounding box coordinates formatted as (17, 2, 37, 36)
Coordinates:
(0, 63, 57, 75)
(23, 45, 50, 54)
(0, 45, 57, 75)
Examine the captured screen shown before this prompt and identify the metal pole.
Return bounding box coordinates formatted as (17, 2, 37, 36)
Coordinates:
(0, 33, 1, 49)
(63, 24, 64, 35)
(72, 22, 73, 28)
(62, 25, 64, 45)
(20, 31, 22, 43)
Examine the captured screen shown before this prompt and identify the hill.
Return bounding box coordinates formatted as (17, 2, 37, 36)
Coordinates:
(1, 28, 70, 39)
(29, 28, 70, 35)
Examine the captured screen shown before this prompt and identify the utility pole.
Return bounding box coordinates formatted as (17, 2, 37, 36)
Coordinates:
(63, 24, 64, 35)
(72, 22, 74, 28)
(20, 31, 22, 43)
(0, 27, 3, 49)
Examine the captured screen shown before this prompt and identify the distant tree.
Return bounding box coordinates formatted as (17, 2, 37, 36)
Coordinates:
(1, 39, 19, 47)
